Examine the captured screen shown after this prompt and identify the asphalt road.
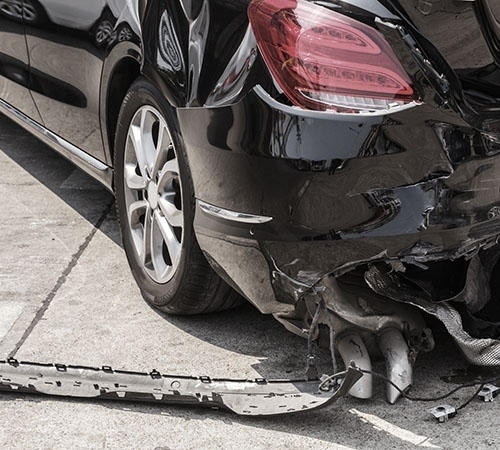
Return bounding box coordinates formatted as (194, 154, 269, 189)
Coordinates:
(1, 113, 500, 449)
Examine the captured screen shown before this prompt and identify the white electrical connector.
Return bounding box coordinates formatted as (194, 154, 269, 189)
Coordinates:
(430, 405, 457, 423)
(478, 385, 500, 402)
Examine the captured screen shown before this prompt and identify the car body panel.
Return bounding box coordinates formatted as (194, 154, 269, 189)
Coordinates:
(23, 0, 125, 161)
(0, 1, 41, 121)
(173, 0, 500, 312)
(2, 0, 500, 318)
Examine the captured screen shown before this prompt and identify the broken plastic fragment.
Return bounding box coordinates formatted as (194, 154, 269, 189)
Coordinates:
(0, 359, 363, 416)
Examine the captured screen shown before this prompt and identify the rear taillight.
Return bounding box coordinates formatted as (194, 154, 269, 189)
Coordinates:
(248, 0, 417, 113)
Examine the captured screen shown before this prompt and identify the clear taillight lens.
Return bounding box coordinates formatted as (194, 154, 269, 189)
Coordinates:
(248, 0, 417, 112)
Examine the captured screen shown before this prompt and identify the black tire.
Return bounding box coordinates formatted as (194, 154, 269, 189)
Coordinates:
(114, 77, 242, 315)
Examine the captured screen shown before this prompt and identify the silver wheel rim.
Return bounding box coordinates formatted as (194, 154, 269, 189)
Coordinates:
(124, 105, 184, 284)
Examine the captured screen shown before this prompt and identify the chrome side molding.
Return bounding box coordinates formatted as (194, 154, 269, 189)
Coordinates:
(0, 98, 113, 190)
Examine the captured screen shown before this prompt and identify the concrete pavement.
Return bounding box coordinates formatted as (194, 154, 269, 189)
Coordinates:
(0, 113, 499, 450)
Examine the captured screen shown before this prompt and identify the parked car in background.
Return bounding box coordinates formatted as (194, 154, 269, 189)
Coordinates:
(2, 0, 500, 403)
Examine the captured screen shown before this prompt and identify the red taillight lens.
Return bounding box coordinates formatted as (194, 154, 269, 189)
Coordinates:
(248, 0, 417, 112)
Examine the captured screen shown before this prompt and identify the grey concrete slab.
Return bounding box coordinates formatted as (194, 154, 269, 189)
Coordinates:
(0, 113, 113, 355)
(0, 301, 24, 338)
(1, 112, 500, 450)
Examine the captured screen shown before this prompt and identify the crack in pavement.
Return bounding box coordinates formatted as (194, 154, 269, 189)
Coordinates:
(8, 201, 115, 358)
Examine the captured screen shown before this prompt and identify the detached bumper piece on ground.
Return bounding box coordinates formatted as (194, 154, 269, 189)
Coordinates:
(0, 359, 362, 416)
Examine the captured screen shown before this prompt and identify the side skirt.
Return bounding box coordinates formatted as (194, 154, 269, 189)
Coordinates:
(0, 98, 113, 191)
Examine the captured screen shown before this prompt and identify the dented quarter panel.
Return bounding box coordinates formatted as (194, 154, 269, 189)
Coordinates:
(172, 0, 500, 312)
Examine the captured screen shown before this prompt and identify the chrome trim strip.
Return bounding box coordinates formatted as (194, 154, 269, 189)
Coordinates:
(253, 85, 420, 120)
(198, 199, 273, 224)
(0, 98, 112, 189)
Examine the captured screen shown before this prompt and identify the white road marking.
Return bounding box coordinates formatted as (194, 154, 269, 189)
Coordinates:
(350, 408, 441, 448)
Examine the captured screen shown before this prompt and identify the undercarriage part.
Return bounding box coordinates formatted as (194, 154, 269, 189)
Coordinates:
(336, 333, 373, 399)
(307, 276, 434, 403)
(0, 359, 363, 417)
(365, 265, 500, 366)
(321, 276, 427, 335)
(378, 328, 413, 404)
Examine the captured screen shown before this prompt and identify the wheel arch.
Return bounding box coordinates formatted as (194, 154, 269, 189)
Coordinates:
(100, 43, 142, 174)
(113, 77, 242, 314)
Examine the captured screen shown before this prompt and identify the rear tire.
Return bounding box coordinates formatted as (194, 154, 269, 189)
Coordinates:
(114, 77, 241, 315)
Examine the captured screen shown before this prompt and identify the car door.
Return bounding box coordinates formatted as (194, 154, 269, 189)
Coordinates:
(0, 0, 42, 121)
(23, 0, 123, 163)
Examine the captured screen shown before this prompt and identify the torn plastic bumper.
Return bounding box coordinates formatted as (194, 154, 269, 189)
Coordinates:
(365, 264, 500, 366)
(0, 359, 362, 416)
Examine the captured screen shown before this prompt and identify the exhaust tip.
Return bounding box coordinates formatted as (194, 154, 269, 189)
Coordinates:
(378, 328, 413, 404)
(336, 333, 373, 399)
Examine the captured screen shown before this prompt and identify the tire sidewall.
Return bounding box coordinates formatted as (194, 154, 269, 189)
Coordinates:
(114, 77, 195, 305)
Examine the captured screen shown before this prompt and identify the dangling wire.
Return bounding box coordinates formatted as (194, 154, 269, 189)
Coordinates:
(324, 301, 338, 375)
(306, 297, 324, 380)
(306, 292, 340, 378)
(457, 384, 485, 411)
(319, 368, 498, 415)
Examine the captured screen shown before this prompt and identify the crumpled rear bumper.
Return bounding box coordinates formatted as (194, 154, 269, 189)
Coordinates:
(180, 89, 500, 314)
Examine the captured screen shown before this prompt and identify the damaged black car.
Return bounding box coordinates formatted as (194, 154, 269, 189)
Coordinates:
(2, 0, 500, 405)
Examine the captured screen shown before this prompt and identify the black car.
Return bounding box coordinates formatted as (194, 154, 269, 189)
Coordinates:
(2, 0, 500, 403)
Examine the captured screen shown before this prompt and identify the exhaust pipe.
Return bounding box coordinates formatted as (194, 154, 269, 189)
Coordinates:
(303, 275, 432, 403)
(336, 329, 413, 403)
(378, 328, 413, 404)
(336, 333, 372, 399)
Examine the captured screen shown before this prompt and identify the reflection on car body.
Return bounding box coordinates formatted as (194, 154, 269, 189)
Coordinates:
(0, 0, 137, 46)
(2, 0, 500, 404)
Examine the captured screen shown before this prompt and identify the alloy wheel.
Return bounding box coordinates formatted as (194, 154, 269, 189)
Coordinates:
(123, 105, 184, 284)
